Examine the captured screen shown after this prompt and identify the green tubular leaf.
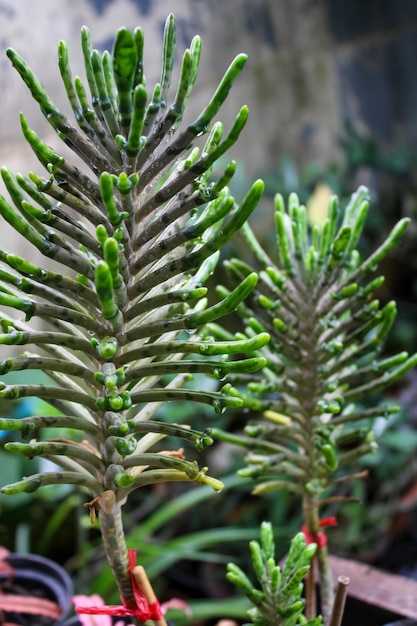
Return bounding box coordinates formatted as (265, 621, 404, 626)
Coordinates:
(0, 383, 96, 409)
(134, 192, 233, 270)
(124, 287, 207, 322)
(90, 49, 120, 137)
(338, 352, 410, 388)
(357, 275, 385, 300)
(344, 352, 417, 403)
(318, 196, 339, 263)
(8, 47, 108, 173)
(240, 225, 273, 273)
(330, 282, 358, 301)
(16, 173, 54, 212)
(141, 82, 162, 137)
(137, 102, 250, 203)
(370, 300, 397, 345)
(190, 53, 248, 134)
(331, 404, 399, 426)
(73, 76, 121, 166)
(0, 185, 94, 279)
(5, 254, 97, 307)
(0, 291, 34, 318)
(211, 160, 237, 197)
(103, 238, 122, 289)
(120, 467, 223, 492)
(24, 300, 101, 332)
(102, 51, 119, 118)
(124, 356, 266, 385)
(187, 273, 258, 328)
(5, 441, 104, 472)
(0, 189, 47, 250)
(132, 27, 144, 87)
(100, 172, 125, 226)
(342, 185, 369, 227)
(0, 329, 93, 356)
(0, 355, 97, 385)
(1, 471, 103, 495)
(74, 75, 96, 124)
(122, 421, 214, 450)
(251, 480, 304, 496)
(344, 200, 370, 255)
(126, 84, 147, 157)
(160, 13, 176, 107)
(356, 218, 410, 278)
(134, 195, 234, 273)
(270, 565, 281, 596)
(94, 261, 121, 323)
(260, 521, 275, 559)
(329, 226, 352, 265)
(81, 26, 101, 117)
(278, 599, 304, 618)
(321, 443, 338, 471)
(292, 204, 308, 262)
(28, 169, 105, 228)
(129, 388, 243, 412)
(121, 454, 199, 478)
(0, 415, 101, 439)
(170, 47, 195, 119)
(117, 332, 269, 366)
(226, 563, 255, 596)
(132, 179, 263, 294)
(6, 47, 65, 127)
(20, 114, 63, 169)
(112, 27, 139, 130)
(337, 440, 378, 468)
(275, 210, 294, 274)
(58, 39, 83, 124)
(249, 540, 265, 581)
(0, 266, 25, 291)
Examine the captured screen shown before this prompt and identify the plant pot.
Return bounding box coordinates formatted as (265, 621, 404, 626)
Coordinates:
(0, 552, 73, 626)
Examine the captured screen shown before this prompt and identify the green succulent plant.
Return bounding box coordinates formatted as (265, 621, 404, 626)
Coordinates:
(212, 187, 417, 623)
(0, 14, 268, 612)
(227, 521, 323, 626)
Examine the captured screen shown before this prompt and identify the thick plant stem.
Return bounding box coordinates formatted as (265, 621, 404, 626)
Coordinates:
(303, 493, 334, 626)
(98, 502, 134, 603)
(305, 560, 316, 621)
(316, 542, 334, 625)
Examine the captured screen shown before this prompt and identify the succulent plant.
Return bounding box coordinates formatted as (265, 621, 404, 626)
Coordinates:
(0, 13, 268, 610)
(227, 521, 323, 626)
(213, 187, 417, 622)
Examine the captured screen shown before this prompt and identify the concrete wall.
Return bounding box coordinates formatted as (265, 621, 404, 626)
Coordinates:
(0, 0, 416, 242)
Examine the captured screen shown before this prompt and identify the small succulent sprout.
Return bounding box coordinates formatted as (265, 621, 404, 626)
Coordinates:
(227, 523, 322, 626)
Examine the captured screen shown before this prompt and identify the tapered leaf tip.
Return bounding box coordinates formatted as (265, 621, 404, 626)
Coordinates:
(6, 47, 17, 62)
(235, 53, 248, 68)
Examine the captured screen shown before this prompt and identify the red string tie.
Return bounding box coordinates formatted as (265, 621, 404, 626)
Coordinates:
(75, 550, 163, 622)
(301, 516, 337, 549)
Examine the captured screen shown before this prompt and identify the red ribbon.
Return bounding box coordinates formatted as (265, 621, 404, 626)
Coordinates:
(76, 550, 163, 622)
(301, 516, 337, 549)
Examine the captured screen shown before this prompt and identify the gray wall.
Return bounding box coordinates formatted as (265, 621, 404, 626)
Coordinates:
(1, 0, 417, 233)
